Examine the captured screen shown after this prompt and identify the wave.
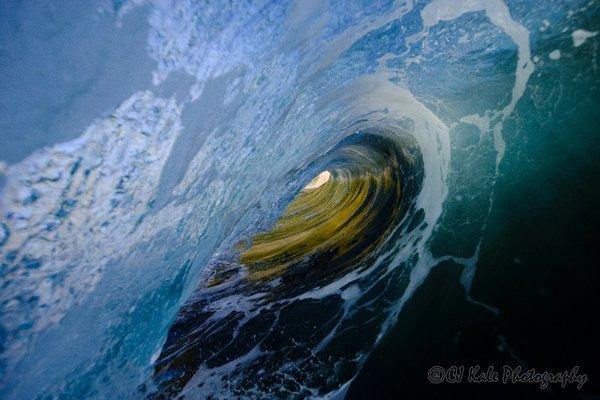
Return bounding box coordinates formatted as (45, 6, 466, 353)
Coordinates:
(1, 0, 576, 398)
(151, 111, 444, 397)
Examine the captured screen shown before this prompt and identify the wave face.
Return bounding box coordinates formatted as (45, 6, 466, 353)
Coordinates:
(0, 0, 596, 398)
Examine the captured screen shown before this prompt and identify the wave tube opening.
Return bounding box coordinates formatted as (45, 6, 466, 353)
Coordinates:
(150, 130, 425, 399)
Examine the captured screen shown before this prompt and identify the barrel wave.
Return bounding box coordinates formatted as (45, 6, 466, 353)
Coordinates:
(152, 130, 426, 397)
(0, 0, 598, 399)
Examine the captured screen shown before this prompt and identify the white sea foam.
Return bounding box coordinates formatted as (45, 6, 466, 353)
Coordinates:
(572, 29, 598, 47)
(549, 49, 562, 59)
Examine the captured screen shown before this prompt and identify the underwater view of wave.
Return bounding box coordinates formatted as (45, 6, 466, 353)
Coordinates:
(1, 0, 599, 399)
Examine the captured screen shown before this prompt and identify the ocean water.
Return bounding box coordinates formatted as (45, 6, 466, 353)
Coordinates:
(0, 0, 599, 399)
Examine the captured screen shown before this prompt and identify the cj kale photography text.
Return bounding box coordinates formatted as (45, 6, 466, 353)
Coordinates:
(427, 365, 588, 390)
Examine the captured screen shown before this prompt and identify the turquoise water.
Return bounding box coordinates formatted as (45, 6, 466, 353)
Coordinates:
(0, 1, 599, 398)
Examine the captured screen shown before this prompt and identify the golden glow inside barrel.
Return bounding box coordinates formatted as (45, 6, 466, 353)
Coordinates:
(238, 136, 406, 283)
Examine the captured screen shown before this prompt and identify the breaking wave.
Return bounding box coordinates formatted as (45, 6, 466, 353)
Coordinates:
(3, 0, 589, 398)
